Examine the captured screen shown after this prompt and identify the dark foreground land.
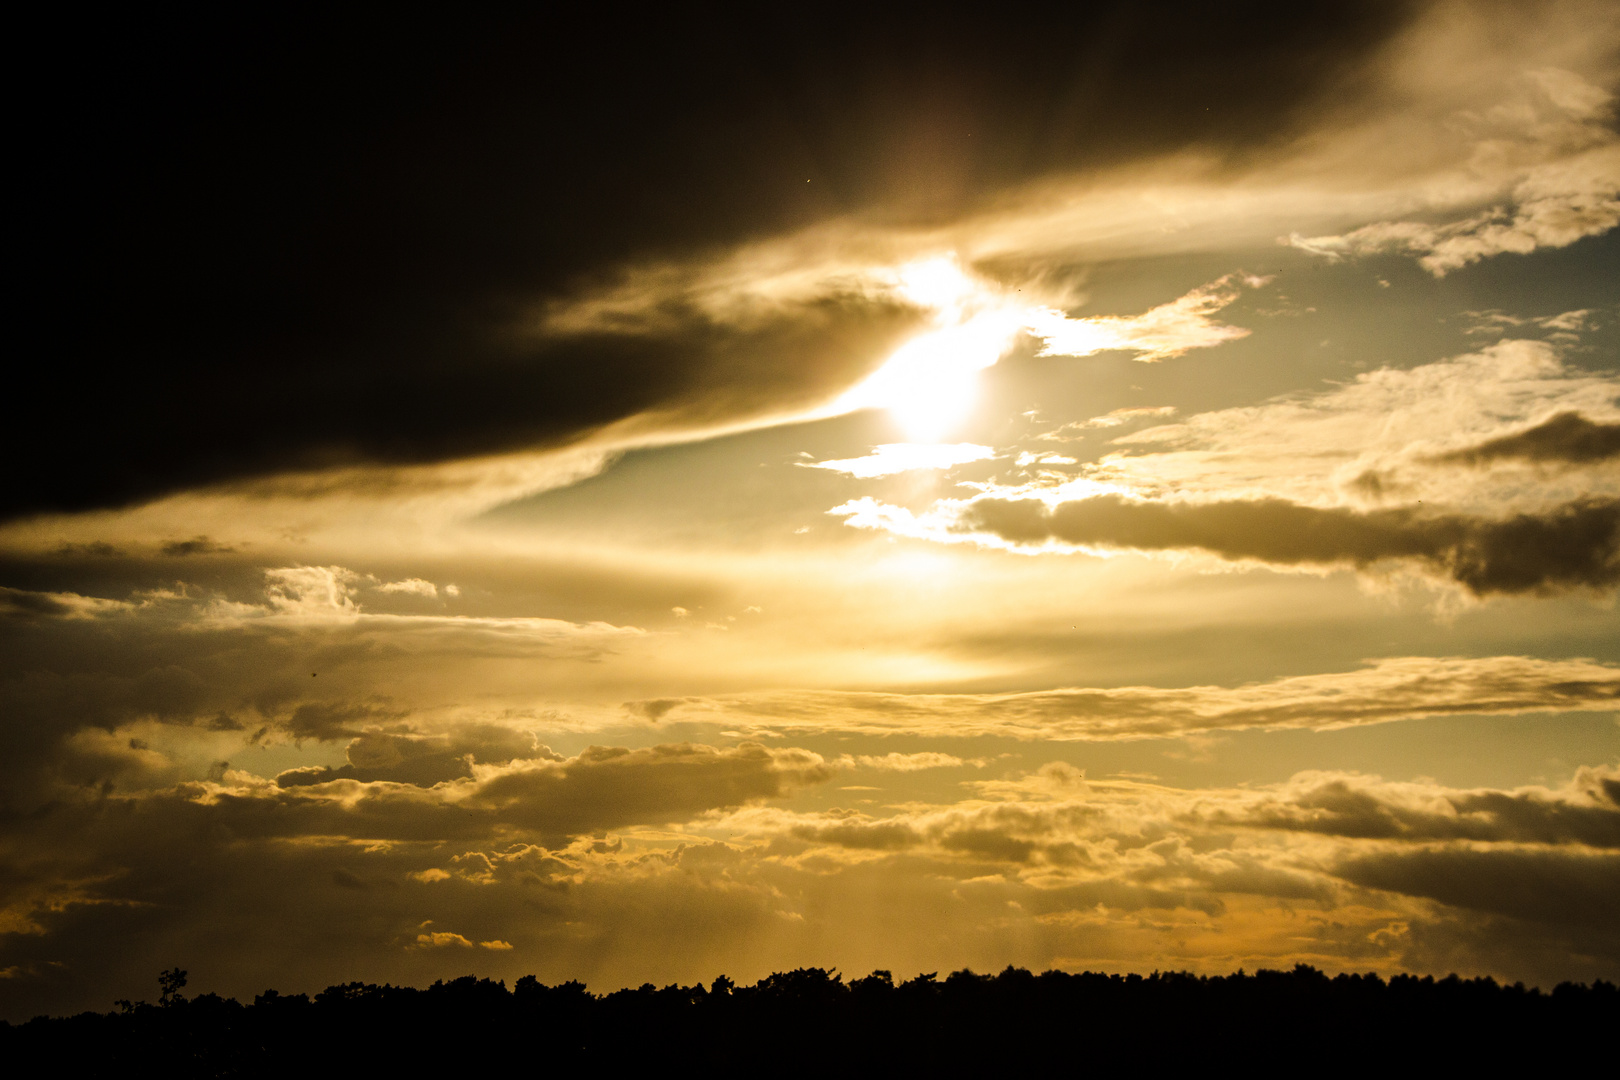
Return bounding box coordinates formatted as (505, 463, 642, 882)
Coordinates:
(4, 965, 1615, 1075)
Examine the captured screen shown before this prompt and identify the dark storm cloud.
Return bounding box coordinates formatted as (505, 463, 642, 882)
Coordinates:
(281, 702, 411, 743)
(68, 742, 837, 847)
(15, 741, 833, 849)
(160, 537, 237, 557)
(1243, 772, 1620, 847)
(10, 3, 1419, 518)
(0, 565, 649, 811)
(471, 744, 834, 837)
(0, 586, 78, 619)
(276, 726, 558, 788)
(1427, 412, 1620, 467)
(1336, 847, 1620, 928)
(1, 740, 840, 1009)
(961, 494, 1620, 595)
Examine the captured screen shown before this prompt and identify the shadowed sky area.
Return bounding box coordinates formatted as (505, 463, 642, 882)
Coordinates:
(3, 1, 1618, 1019)
(13, 2, 1416, 517)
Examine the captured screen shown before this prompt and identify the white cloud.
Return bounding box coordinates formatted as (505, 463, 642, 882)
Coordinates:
(376, 578, 439, 597)
(413, 931, 474, 949)
(262, 566, 362, 622)
(1024, 274, 1266, 362)
(839, 752, 986, 772)
(801, 443, 997, 478)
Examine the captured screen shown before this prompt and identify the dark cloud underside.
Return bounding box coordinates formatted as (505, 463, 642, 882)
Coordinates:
(1429, 412, 1620, 467)
(11, 3, 1418, 518)
(1337, 847, 1620, 929)
(963, 495, 1620, 594)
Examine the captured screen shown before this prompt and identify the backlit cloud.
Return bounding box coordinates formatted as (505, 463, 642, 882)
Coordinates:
(5, 1, 1619, 1023)
(801, 444, 997, 479)
(632, 655, 1620, 740)
(955, 493, 1620, 595)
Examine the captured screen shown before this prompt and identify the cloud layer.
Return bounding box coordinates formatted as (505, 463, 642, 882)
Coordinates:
(634, 655, 1620, 739)
(959, 493, 1620, 595)
(6, 751, 1615, 1019)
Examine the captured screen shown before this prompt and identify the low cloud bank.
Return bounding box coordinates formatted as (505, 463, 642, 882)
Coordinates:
(960, 493, 1620, 596)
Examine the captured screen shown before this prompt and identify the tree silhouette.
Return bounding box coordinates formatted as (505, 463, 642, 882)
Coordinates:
(3, 964, 1614, 1072)
(157, 968, 188, 1007)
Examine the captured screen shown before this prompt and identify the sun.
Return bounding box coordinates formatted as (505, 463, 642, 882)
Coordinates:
(835, 256, 1027, 441)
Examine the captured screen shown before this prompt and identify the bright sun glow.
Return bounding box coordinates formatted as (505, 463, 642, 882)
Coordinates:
(836, 256, 1027, 440)
(832, 257, 1259, 441)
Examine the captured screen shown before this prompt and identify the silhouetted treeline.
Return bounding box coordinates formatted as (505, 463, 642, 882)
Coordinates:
(4, 964, 1615, 1075)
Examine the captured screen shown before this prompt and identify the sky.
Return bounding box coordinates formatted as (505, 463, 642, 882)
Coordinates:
(4, 1, 1618, 1017)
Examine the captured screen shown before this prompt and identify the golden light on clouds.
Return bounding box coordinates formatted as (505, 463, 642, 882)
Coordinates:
(832, 258, 1264, 440)
(3, 1, 1618, 1019)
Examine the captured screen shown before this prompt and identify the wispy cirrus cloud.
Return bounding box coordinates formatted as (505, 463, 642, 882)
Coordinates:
(1038, 407, 1179, 442)
(629, 655, 1620, 740)
(1285, 63, 1620, 274)
(1090, 340, 1620, 512)
(799, 443, 997, 479)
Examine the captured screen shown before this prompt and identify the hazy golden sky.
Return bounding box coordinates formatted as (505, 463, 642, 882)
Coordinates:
(4, 1, 1618, 1016)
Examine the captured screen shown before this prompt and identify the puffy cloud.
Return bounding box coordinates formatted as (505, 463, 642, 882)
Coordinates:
(262, 566, 363, 622)
(376, 578, 440, 597)
(6, 754, 1620, 1019)
(129, 741, 838, 846)
(0, 736, 847, 1010)
(753, 762, 1620, 956)
(0, 565, 648, 812)
(1233, 766, 1620, 847)
(761, 764, 1620, 948)
(413, 931, 474, 950)
(1336, 847, 1620, 929)
(276, 725, 556, 788)
(279, 701, 409, 743)
(634, 655, 1620, 740)
(466, 743, 834, 838)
